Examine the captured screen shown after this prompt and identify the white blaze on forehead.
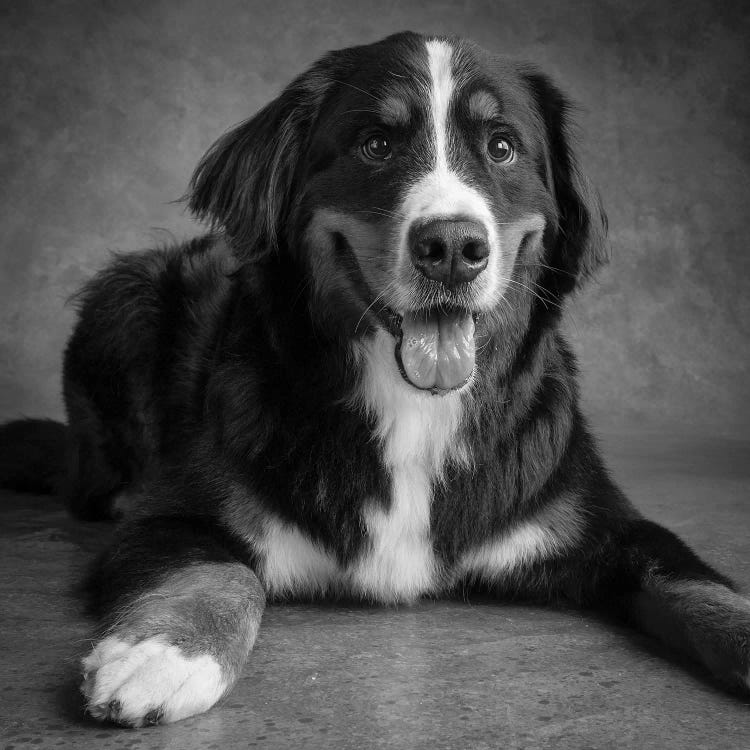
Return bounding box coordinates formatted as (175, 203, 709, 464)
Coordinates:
(393, 38, 500, 311)
(426, 39, 454, 172)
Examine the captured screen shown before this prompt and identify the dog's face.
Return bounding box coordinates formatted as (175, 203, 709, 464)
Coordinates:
(189, 32, 607, 393)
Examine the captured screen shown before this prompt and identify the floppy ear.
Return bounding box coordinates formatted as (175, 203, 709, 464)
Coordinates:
(524, 71, 609, 295)
(187, 66, 331, 256)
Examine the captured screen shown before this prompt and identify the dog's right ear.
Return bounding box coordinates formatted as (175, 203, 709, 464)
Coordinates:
(188, 65, 332, 256)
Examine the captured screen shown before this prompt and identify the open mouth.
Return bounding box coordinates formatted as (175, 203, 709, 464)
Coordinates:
(386, 308, 477, 394)
(327, 230, 478, 394)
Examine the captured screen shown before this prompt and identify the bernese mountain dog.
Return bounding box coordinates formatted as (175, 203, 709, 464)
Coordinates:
(1, 31, 748, 726)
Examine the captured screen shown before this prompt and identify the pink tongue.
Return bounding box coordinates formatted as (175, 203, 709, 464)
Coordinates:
(398, 310, 476, 391)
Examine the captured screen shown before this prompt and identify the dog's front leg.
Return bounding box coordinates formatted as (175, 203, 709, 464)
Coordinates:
(616, 518, 750, 692)
(81, 517, 264, 726)
(507, 515, 750, 692)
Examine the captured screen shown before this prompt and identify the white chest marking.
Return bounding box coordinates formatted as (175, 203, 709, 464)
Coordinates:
(255, 332, 582, 598)
(349, 329, 467, 602)
(257, 330, 467, 603)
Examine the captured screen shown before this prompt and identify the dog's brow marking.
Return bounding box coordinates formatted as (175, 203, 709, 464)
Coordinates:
(379, 95, 410, 127)
(468, 90, 500, 122)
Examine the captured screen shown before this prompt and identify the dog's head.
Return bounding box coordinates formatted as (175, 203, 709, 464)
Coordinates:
(189, 32, 607, 394)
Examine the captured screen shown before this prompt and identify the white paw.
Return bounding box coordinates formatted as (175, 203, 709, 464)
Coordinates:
(81, 635, 227, 726)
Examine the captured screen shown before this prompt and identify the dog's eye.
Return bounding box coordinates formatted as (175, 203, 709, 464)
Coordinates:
(362, 134, 392, 160)
(487, 135, 514, 163)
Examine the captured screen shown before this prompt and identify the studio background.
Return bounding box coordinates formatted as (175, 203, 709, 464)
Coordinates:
(1, 0, 748, 438)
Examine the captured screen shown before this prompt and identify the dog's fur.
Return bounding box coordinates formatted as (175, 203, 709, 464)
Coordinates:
(2, 32, 750, 726)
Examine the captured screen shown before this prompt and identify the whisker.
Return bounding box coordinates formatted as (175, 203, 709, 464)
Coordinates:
(496, 274, 563, 311)
(511, 282, 561, 310)
(355, 208, 407, 220)
(519, 260, 576, 278)
(340, 108, 382, 116)
(290, 277, 313, 313)
(354, 283, 396, 334)
(331, 80, 384, 104)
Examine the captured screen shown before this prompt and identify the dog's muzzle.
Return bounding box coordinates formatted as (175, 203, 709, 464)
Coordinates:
(386, 218, 487, 394)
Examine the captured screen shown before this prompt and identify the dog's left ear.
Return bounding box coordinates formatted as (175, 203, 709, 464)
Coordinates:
(524, 71, 609, 294)
(187, 65, 331, 256)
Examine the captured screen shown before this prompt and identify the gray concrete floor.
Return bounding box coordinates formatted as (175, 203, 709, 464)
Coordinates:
(1, 432, 749, 749)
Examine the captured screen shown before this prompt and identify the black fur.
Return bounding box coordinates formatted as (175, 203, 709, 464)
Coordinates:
(2, 31, 749, 726)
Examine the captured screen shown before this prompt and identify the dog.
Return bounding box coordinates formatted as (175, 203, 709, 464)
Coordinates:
(1, 31, 749, 727)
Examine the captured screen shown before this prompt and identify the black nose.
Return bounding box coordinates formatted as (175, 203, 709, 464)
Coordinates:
(409, 219, 489, 287)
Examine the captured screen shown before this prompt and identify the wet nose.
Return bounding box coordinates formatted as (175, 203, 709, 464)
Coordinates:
(409, 218, 489, 287)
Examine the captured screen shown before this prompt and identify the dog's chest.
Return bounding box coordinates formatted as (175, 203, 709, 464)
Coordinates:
(347, 379, 466, 601)
(257, 332, 467, 602)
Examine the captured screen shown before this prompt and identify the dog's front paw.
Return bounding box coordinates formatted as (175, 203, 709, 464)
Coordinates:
(81, 635, 227, 726)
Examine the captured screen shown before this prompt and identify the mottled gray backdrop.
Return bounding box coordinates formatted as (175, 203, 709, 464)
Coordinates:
(1, 0, 748, 437)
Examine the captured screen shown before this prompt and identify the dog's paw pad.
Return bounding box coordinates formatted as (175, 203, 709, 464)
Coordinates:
(81, 635, 226, 726)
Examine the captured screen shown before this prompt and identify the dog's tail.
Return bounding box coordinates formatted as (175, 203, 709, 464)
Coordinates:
(0, 418, 68, 495)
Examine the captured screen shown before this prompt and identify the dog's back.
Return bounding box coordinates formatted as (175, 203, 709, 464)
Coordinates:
(59, 236, 236, 518)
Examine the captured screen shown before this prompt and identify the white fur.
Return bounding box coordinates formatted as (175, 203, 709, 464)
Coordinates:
(459, 523, 560, 579)
(354, 329, 468, 472)
(393, 39, 500, 312)
(348, 467, 436, 602)
(457, 496, 584, 582)
(427, 38, 453, 176)
(81, 636, 227, 726)
(258, 517, 339, 598)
